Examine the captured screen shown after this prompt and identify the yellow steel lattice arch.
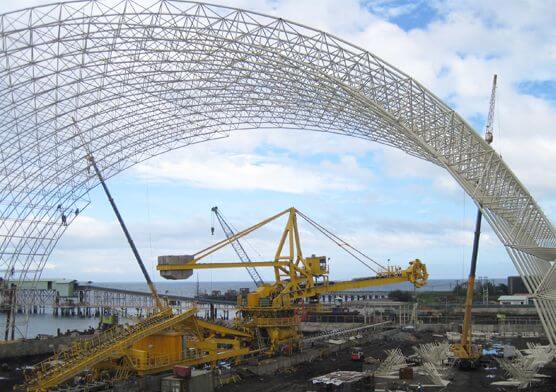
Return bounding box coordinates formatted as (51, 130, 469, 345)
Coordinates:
(1, 0, 556, 342)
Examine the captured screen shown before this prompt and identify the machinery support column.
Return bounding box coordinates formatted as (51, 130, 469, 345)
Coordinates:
(73, 121, 164, 312)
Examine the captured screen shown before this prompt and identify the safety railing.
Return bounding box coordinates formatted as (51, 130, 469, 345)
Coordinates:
(129, 351, 183, 371)
(26, 309, 173, 382)
(21, 308, 193, 391)
(253, 315, 300, 327)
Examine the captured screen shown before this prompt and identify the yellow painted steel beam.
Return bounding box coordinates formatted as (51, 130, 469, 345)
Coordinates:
(316, 276, 409, 293)
(193, 208, 292, 261)
(134, 347, 255, 375)
(25, 308, 197, 392)
(193, 318, 252, 338)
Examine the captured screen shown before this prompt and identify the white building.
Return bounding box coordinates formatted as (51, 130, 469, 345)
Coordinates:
(498, 295, 532, 306)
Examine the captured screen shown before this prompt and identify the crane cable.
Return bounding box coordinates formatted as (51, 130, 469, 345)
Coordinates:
(295, 210, 387, 274)
(225, 214, 265, 260)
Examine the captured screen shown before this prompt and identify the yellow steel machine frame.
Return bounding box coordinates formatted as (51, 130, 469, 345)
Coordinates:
(20, 207, 428, 391)
(158, 207, 429, 354)
(20, 307, 257, 392)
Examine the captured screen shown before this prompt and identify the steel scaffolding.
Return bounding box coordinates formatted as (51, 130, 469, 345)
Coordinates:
(0, 0, 555, 343)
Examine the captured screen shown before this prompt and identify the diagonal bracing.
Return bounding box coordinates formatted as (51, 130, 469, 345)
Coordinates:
(0, 0, 555, 344)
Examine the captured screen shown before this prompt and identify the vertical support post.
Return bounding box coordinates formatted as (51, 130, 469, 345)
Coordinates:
(3, 285, 13, 340)
(3, 284, 16, 340)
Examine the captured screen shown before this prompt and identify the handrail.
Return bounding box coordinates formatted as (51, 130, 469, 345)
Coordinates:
(21, 308, 194, 392)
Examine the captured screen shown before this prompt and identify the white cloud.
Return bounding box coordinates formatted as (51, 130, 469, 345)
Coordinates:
(63, 215, 116, 240)
(133, 138, 374, 194)
(330, 0, 556, 208)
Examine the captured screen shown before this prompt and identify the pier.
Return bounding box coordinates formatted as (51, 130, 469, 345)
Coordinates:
(2, 280, 235, 319)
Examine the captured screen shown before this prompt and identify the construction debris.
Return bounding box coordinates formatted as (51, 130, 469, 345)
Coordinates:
(413, 342, 450, 367)
(493, 342, 555, 389)
(310, 370, 369, 386)
(422, 362, 450, 387)
(375, 348, 407, 377)
(523, 342, 556, 366)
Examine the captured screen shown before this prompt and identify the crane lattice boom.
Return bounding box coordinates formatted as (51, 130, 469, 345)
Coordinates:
(211, 207, 264, 286)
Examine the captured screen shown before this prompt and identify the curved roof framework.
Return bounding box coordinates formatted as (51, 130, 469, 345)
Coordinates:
(0, 0, 555, 342)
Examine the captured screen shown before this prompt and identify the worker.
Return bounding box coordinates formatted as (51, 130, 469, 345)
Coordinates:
(61, 213, 67, 226)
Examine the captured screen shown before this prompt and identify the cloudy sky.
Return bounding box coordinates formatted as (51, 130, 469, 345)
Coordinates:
(3, 0, 555, 283)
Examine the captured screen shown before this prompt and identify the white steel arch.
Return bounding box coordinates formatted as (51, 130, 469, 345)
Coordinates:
(0, 0, 555, 342)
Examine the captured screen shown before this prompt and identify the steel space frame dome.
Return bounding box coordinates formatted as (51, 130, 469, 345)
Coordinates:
(1, 0, 556, 342)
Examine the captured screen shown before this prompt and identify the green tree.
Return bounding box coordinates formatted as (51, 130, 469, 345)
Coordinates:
(388, 290, 412, 302)
(453, 280, 509, 302)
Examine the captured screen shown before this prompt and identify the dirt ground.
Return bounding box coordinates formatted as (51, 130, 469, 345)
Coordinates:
(0, 353, 49, 391)
(2, 331, 555, 391)
(222, 331, 556, 392)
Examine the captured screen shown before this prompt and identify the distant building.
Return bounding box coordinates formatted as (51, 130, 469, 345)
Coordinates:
(17, 278, 77, 297)
(498, 295, 533, 306)
(507, 276, 527, 295)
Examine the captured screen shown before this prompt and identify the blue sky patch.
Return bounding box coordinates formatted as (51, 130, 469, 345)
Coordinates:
(362, 0, 439, 31)
(517, 80, 556, 103)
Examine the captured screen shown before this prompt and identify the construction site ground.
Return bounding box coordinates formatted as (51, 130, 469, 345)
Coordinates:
(1, 330, 555, 391)
(223, 330, 556, 392)
(0, 353, 48, 391)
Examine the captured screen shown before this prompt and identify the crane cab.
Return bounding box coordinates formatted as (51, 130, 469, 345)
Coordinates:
(305, 255, 327, 276)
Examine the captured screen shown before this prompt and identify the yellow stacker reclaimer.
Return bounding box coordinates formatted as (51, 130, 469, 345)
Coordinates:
(158, 207, 429, 355)
(21, 207, 428, 391)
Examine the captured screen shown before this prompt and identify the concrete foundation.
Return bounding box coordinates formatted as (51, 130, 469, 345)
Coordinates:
(0, 335, 89, 360)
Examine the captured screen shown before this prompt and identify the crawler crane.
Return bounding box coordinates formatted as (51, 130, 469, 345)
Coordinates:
(450, 74, 498, 368)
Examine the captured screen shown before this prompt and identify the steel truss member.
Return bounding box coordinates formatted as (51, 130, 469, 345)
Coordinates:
(0, 1, 555, 343)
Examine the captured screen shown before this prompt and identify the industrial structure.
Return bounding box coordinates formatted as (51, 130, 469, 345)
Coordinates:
(18, 207, 428, 391)
(449, 75, 498, 368)
(4, 281, 234, 316)
(0, 0, 555, 344)
(211, 206, 264, 287)
(158, 207, 428, 353)
(1, 0, 555, 345)
(0, 1, 555, 391)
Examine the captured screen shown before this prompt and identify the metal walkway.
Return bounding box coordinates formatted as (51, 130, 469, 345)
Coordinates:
(21, 308, 196, 392)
